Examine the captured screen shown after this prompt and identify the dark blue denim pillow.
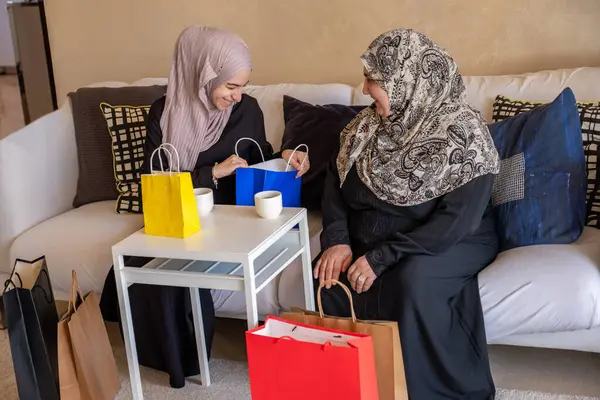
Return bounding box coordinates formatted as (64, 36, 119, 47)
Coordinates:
(489, 87, 586, 252)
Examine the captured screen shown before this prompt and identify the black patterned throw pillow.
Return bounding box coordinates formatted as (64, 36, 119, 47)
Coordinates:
(492, 95, 600, 228)
(100, 102, 150, 214)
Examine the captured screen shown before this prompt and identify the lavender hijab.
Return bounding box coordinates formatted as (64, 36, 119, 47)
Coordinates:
(160, 26, 253, 171)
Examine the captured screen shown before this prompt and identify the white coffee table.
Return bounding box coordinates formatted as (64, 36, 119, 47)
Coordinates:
(111, 205, 315, 399)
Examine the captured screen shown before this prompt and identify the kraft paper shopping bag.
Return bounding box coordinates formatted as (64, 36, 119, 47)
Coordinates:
(141, 143, 201, 238)
(58, 270, 120, 400)
(235, 137, 307, 207)
(281, 279, 408, 400)
(246, 315, 379, 400)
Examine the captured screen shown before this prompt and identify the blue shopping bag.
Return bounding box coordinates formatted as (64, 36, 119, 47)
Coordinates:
(235, 138, 307, 207)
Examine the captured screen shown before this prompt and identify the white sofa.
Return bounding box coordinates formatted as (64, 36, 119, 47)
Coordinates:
(1, 67, 600, 354)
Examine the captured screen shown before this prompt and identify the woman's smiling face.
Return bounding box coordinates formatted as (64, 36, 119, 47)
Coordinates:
(210, 70, 251, 111)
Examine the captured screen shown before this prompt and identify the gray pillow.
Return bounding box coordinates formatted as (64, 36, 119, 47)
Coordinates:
(68, 85, 166, 208)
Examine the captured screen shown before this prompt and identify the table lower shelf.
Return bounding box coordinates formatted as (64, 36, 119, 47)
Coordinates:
(118, 231, 305, 292)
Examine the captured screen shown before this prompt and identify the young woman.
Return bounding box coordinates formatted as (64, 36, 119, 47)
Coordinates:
(315, 29, 500, 399)
(100, 26, 309, 388)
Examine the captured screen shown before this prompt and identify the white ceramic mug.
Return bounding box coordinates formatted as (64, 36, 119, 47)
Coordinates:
(194, 188, 214, 216)
(254, 191, 283, 219)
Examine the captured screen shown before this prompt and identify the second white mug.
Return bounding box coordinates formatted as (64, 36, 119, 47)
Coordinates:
(194, 188, 214, 216)
(254, 190, 283, 219)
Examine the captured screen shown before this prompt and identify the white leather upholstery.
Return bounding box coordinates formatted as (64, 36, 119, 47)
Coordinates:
(8, 201, 144, 299)
(131, 78, 355, 152)
(353, 67, 600, 122)
(3, 67, 600, 353)
(479, 227, 600, 341)
(245, 83, 353, 151)
(0, 80, 134, 274)
(0, 104, 79, 274)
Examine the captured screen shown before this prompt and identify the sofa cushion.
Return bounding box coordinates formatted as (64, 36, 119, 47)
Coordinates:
(352, 67, 600, 122)
(492, 94, 600, 229)
(100, 103, 151, 214)
(281, 95, 366, 210)
(68, 85, 166, 209)
(245, 84, 353, 152)
(489, 88, 587, 251)
(479, 227, 600, 341)
(9, 201, 144, 299)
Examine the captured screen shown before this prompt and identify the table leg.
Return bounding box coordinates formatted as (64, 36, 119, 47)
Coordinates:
(113, 254, 143, 400)
(299, 214, 315, 311)
(189, 287, 211, 387)
(243, 259, 259, 329)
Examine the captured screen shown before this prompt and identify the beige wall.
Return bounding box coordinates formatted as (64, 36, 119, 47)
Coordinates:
(45, 0, 600, 101)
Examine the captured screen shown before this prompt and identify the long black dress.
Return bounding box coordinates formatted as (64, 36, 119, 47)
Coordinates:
(317, 156, 499, 400)
(100, 94, 278, 388)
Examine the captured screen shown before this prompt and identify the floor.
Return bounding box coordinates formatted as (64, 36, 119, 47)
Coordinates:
(212, 318, 600, 398)
(126, 318, 600, 398)
(1, 316, 599, 399)
(0, 74, 24, 139)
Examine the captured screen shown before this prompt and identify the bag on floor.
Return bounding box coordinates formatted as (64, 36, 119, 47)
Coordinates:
(235, 138, 307, 207)
(2, 256, 60, 400)
(58, 270, 120, 400)
(141, 143, 201, 238)
(281, 279, 408, 400)
(246, 314, 379, 400)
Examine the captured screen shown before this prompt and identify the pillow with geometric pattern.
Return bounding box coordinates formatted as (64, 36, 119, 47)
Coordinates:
(100, 102, 150, 214)
(492, 94, 600, 228)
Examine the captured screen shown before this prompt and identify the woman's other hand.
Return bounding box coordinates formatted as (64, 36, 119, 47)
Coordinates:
(282, 150, 310, 178)
(213, 154, 248, 179)
(313, 245, 353, 289)
(347, 256, 377, 294)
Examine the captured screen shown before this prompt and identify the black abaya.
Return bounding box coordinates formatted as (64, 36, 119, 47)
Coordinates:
(317, 158, 499, 400)
(100, 94, 278, 388)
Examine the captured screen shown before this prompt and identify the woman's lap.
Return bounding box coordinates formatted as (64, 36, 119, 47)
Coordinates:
(316, 239, 498, 320)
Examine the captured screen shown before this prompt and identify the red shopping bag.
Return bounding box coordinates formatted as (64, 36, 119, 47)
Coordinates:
(246, 315, 379, 400)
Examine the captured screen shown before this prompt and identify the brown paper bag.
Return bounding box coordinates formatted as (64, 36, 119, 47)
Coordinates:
(281, 279, 408, 400)
(58, 271, 120, 400)
(58, 315, 83, 400)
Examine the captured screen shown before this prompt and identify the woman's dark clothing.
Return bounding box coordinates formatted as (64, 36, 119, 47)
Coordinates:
(100, 94, 277, 388)
(317, 158, 498, 400)
(145, 94, 277, 204)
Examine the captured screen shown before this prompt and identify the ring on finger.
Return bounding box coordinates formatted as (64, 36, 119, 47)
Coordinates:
(355, 275, 366, 293)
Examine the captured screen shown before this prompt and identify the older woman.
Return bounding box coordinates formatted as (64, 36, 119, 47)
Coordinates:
(315, 29, 500, 399)
(100, 26, 309, 388)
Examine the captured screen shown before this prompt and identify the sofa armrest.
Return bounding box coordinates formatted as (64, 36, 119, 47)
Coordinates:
(0, 103, 78, 272)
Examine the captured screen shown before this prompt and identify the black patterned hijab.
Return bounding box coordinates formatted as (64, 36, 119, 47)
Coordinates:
(337, 29, 500, 206)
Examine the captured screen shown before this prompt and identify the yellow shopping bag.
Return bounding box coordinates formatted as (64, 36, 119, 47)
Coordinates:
(141, 143, 201, 238)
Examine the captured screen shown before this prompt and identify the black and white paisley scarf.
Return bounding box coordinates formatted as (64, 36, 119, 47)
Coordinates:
(337, 29, 500, 206)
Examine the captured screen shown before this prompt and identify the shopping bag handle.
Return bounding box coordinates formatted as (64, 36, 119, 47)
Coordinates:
(317, 279, 357, 322)
(30, 268, 54, 305)
(235, 137, 265, 163)
(150, 146, 173, 174)
(149, 143, 181, 174)
(284, 144, 309, 172)
(276, 335, 299, 343)
(2, 272, 22, 294)
(66, 270, 86, 315)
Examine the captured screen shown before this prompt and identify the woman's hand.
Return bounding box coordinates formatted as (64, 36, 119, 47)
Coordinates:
(347, 256, 377, 294)
(282, 150, 310, 178)
(213, 154, 248, 179)
(313, 245, 353, 289)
